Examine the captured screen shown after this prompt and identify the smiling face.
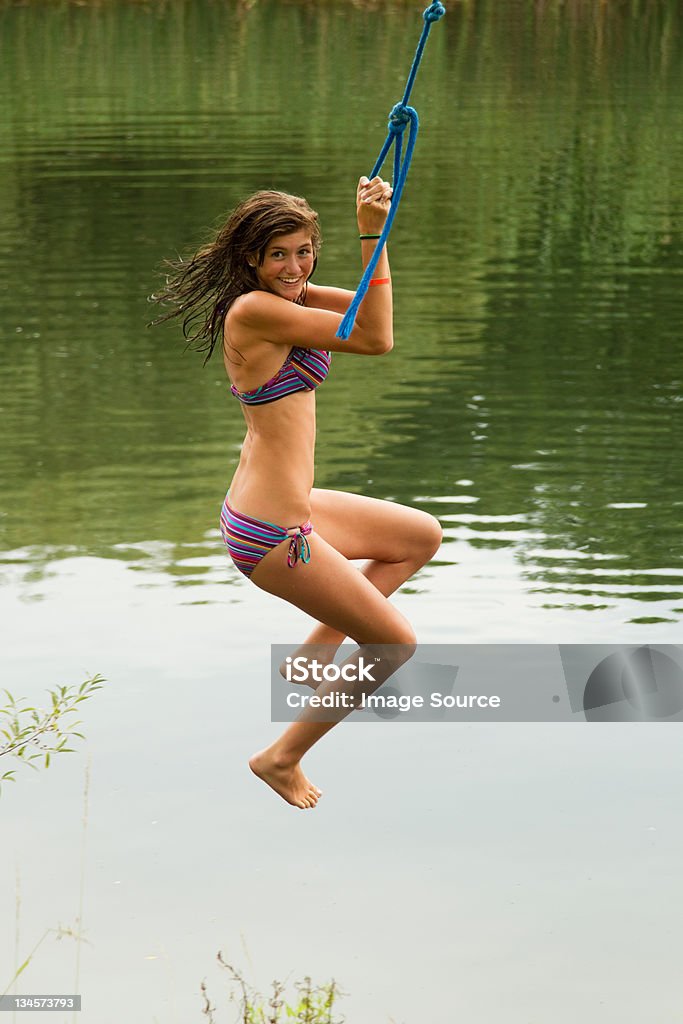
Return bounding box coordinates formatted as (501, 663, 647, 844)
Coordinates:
(254, 230, 315, 301)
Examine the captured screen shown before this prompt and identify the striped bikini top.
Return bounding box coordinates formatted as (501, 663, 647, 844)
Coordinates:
(230, 346, 331, 406)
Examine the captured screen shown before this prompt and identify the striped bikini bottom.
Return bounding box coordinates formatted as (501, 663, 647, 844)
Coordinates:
(220, 495, 313, 579)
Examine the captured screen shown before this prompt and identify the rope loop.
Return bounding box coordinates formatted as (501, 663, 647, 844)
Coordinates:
(424, 1, 446, 23)
(388, 103, 411, 135)
(335, 2, 446, 340)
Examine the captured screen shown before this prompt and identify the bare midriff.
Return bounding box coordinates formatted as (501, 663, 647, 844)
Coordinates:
(227, 390, 317, 527)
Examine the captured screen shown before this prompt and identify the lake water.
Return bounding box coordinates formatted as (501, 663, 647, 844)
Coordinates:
(1, 1, 682, 1022)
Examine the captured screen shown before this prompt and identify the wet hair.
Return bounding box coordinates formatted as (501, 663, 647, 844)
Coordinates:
(150, 190, 322, 363)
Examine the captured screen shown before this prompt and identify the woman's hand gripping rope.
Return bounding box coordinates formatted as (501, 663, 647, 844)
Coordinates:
(357, 176, 394, 236)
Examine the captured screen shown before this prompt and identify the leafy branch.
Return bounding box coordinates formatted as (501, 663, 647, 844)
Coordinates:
(0, 675, 104, 793)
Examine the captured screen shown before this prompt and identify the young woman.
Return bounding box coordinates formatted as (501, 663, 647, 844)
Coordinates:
(154, 176, 442, 809)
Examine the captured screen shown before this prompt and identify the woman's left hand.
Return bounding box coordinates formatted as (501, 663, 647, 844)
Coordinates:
(356, 176, 393, 234)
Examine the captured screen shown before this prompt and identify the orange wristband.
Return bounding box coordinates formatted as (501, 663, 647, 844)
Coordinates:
(369, 277, 391, 286)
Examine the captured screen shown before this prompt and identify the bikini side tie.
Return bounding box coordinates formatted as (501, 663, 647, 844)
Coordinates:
(287, 523, 312, 568)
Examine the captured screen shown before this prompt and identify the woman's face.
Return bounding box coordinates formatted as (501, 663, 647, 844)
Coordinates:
(254, 230, 315, 301)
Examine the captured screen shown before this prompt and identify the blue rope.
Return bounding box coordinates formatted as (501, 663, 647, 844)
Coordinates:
(336, 1, 446, 341)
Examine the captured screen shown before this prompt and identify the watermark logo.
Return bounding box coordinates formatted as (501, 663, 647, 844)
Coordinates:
(562, 644, 683, 721)
(271, 644, 683, 723)
(284, 655, 377, 684)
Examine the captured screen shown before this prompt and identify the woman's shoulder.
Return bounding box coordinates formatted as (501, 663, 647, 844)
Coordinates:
(226, 292, 285, 349)
(228, 289, 278, 324)
(226, 290, 299, 355)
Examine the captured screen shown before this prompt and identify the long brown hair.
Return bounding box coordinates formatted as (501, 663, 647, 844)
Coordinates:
(150, 190, 322, 363)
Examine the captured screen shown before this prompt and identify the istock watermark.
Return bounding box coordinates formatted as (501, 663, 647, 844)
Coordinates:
(284, 655, 377, 684)
(270, 644, 683, 723)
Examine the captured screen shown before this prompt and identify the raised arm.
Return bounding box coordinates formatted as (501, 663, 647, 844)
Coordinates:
(352, 173, 394, 349)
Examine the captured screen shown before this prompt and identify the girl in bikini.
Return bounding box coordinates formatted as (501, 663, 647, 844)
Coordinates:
(153, 176, 442, 809)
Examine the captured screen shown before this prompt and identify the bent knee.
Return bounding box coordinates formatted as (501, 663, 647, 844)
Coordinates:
(391, 619, 417, 649)
(379, 623, 417, 671)
(416, 512, 443, 561)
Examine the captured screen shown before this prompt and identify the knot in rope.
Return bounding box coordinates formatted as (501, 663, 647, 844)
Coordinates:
(388, 103, 412, 135)
(424, 1, 446, 23)
(335, 2, 446, 340)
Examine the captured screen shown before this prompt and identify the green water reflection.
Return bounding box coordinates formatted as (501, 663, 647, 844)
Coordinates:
(0, 0, 682, 622)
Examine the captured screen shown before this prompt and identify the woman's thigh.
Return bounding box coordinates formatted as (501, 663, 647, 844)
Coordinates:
(310, 488, 442, 564)
(250, 530, 416, 645)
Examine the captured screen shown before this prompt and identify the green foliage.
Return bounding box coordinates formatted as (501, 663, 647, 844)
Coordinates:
(0, 675, 104, 794)
(201, 956, 343, 1024)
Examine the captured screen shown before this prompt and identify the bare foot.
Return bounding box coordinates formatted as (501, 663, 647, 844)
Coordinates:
(249, 749, 323, 809)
